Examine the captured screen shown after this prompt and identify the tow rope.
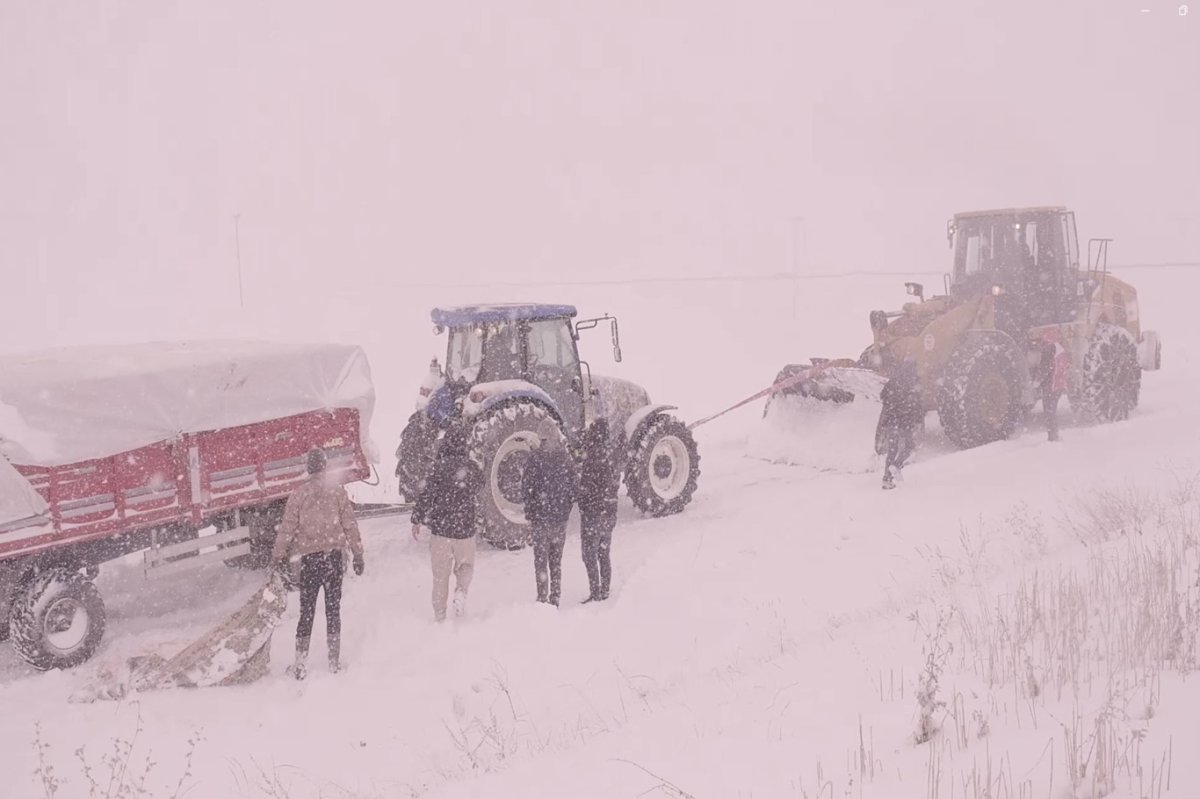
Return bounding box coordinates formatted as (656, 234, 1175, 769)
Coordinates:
(686, 363, 832, 431)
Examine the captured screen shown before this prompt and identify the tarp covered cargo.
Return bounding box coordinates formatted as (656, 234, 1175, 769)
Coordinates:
(0, 456, 50, 530)
(0, 341, 376, 468)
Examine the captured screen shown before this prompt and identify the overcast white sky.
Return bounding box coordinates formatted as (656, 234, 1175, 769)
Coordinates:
(1, 0, 1196, 350)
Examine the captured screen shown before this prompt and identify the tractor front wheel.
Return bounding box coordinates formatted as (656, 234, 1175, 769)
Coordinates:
(625, 416, 701, 517)
(1076, 323, 1141, 423)
(9, 568, 106, 671)
(468, 401, 567, 549)
(937, 341, 1024, 449)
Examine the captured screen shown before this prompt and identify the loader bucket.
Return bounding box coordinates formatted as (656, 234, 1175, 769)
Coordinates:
(749, 365, 888, 473)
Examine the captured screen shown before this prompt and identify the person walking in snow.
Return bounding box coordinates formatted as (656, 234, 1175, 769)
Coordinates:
(521, 437, 577, 606)
(876, 357, 924, 490)
(577, 419, 620, 603)
(273, 448, 365, 679)
(411, 422, 483, 622)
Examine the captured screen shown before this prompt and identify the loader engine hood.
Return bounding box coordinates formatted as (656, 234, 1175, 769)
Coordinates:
(590, 375, 651, 437)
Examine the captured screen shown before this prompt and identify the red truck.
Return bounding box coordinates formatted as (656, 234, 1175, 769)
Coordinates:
(0, 341, 375, 670)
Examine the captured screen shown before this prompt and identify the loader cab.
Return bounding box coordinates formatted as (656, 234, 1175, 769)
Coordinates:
(948, 207, 1080, 331)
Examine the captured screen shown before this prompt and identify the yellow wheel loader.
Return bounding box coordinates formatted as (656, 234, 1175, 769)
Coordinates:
(765, 207, 1162, 452)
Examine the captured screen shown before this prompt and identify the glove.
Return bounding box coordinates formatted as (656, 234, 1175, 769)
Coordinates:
(353, 553, 365, 576)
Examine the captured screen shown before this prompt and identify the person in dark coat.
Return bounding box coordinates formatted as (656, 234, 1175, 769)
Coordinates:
(520, 438, 577, 606)
(411, 423, 484, 622)
(577, 419, 620, 603)
(876, 358, 924, 490)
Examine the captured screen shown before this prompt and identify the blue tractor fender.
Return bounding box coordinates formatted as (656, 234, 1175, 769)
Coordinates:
(624, 404, 679, 444)
(462, 380, 563, 423)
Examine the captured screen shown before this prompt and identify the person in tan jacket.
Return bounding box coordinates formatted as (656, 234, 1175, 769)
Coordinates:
(273, 448, 364, 679)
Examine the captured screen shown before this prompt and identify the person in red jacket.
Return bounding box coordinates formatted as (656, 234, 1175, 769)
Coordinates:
(273, 448, 364, 679)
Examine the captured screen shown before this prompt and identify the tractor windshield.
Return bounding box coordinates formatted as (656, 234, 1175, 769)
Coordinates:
(446, 327, 484, 382)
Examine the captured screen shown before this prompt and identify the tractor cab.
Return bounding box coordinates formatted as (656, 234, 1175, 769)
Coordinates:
(432, 304, 597, 441)
(946, 207, 1081, 332)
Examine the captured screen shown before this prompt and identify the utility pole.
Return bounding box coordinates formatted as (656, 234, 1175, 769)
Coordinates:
(234, 213, 244, 309)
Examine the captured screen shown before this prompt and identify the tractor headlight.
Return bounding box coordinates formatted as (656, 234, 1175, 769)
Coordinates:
(469, 389, 486, 403)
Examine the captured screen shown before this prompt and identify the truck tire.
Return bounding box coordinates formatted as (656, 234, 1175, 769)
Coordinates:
(468, 400, 567, 549)
(937, 341, 1023, 449)
(396, 412, 439, 503)
(9, 568, 106, 671)
(1076, 323, 1141, 423)
(625, 415, 700, 517)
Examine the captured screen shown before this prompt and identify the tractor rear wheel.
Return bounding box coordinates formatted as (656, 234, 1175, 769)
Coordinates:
(937, 341, 1023, 449)
(625, 415, 701, 516)
(1076, 323, 1141, 422)
(9, 568, 106, 670)
(468, 401, 567, 549)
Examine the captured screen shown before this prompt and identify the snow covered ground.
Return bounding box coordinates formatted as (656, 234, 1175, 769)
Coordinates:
(2, 266, 1199, 798)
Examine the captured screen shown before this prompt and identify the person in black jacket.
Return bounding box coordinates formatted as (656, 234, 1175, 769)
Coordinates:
(577, 420, 620, 603)
(411, 423, 484, 622)
(520, 438, 576, 606)
(876, 358, 924, 490)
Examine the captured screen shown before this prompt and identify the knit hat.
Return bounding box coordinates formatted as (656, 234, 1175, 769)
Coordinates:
(306, 448, 328, 475)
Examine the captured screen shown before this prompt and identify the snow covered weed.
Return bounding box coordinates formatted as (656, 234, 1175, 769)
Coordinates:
(912, 609, 953, 744)
(31, 711, 201, 799)
(441, 666, 534, 776)
(1059, 481, 1167, 545)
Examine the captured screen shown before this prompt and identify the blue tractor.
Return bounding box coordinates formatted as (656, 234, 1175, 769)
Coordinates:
(395, 304, 700, 548)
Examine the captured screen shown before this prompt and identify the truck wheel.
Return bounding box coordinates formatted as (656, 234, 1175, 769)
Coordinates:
(625, 415, 700, 516)
(468, 401, 567, 549)
(1076, 323, 1141, 423)
(9, 569, 106, 671)
(396, 412, 439, 503)
(937, 341, 1023, 449)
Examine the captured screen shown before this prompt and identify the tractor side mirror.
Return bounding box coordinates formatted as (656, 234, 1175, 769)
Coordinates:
(613, 344, 622, 363)
(905, 282, 924, 301)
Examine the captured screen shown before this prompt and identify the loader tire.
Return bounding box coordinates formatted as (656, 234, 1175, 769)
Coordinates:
(1076, 323, 1141, 423)
(468, 400, 567, 550)
(9, 568, 106, 671)
(937, 341, 1023, 449)
(396, 411, 440, 503)
(625, 415, 700, 517)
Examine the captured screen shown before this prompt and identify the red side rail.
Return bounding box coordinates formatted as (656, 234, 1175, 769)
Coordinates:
(0, 408, 368, 563)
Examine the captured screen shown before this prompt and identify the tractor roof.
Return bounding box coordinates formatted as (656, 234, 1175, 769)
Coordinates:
(954, 206, 1067, 220)
(430, 303, 578, 327)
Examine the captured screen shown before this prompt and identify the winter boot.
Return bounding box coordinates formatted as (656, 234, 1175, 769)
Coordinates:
(327, 634, 341, 674)
(286, 637, 310, 680)
(882, 472, 895, 490)
(452, 588, 467, 619)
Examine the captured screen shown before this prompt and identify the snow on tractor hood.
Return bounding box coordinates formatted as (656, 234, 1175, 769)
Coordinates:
(0, 341, 377, 467)
(590, 375, 652, 435)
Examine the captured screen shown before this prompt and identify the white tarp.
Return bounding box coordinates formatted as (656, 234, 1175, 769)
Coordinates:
(0, 341, 376, 468)
(0, 456, 49, 529)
